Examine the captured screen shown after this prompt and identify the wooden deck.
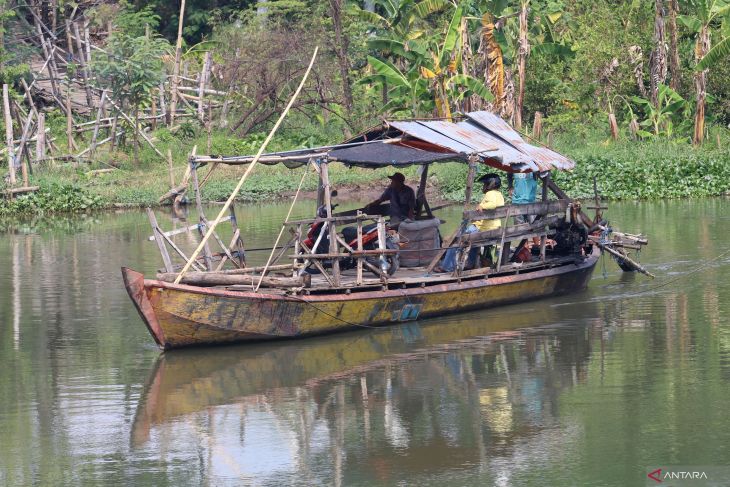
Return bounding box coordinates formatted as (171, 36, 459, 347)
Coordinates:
(226, 255, 582, 295)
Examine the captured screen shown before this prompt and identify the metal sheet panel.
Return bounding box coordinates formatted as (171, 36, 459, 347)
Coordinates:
(466, 111, 575, 171)
(389, 121, 474, 153)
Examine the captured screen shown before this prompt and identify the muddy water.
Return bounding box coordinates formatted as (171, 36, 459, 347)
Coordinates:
(1, 198, 729, 486)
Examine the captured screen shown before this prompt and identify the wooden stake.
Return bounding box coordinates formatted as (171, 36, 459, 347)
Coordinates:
(533, 111, 543, 141)
(65, 82, 76, 153)
(198, 51, 212, 121)
(190, 150, 214, 270)
(174, 47, 319, 284)
(16, 111, 34, 186)
(167, 149, 175, 188)
(169, 0, 187, 126)
(147, 208, 174, 272)
(159, 82, 168, 125)
(151, 94, 157, 130)
(3, 84, 16, 185)
(72, 22, 93, 107)
(321, 161, 341, 286)
(36, 112, 46, 162)
(356, 212, 363, 285)
(90, 90, 107, 157)
(463, 157, 477, 209)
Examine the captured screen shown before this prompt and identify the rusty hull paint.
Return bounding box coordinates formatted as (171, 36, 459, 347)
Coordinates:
(126, 252, 598, 349)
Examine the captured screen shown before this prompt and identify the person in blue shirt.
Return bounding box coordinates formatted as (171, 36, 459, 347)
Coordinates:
(508, 171, 540, 255)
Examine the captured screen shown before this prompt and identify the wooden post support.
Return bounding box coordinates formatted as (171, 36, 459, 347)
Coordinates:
(109, 115, 119, 152)
(36, 112, 46, 162)
(294, 223, 302, 276)
(151, 92, 157, 130)
(495, 207, 512, 273)
(416, 164, 431, 217)
(147, 207, 174, 272)
(3, 84, 16, 185)
(533, 111, 543, 140)
(464, 157, 477, 209)
(65, 82, 76, 154)
(540, 172, 549, 262)
(159, 82, 168, 125)
(321, 162, 341, 286)
(89, 90, 107, 157)
(190, 155, 214, 270)
(356, 211, 363, 285)
(15, 111, 34, 187)
(169, 0, 187, 126)
(229, 204, 246, 267)
(376, 216, 388, 282)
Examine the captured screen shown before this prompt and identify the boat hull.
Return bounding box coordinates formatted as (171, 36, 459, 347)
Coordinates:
(122, 253, 598, 349)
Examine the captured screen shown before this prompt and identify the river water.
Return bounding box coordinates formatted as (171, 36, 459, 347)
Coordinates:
(1, 198, 729, 486)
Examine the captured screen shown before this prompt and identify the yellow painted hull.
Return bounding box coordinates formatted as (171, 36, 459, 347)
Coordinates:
(123, 252, 598, 349)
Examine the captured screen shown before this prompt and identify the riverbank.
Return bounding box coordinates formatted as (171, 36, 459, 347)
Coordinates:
(2, 129, 729, 216)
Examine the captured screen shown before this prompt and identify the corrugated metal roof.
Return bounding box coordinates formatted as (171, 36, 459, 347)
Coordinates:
(466, 111, 575, 171)
(388, 121, 474, 153)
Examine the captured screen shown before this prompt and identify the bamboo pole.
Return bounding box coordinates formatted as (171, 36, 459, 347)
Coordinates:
(90, 90, 107, 157)
(356, 211, 363, 285)
(174, 47, 319, 284)
(169, 0, 186, 126)
(36, 112, 45, 162)
(65, 82, 76, 153)
(198, 51, 211, 121)
(321, 161, 341, 286)
(147, 208, 174, 272)
(3, 84, 16, 185)
(107, 98, 165, 159)
(15, 111, 34, 186)
(190, 151, 214, 270)
(254, 162, 311, 291)
(72, 22, 94, 107)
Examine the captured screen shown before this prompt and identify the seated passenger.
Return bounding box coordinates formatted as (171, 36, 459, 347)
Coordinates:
(436, 173, 505, 272)
(364, 172, 416, 226)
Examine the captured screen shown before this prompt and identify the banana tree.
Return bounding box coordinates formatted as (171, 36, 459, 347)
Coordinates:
(631, 83, 692, 137)
(679, 0, 730, 144)
(362, 4, 493, 117)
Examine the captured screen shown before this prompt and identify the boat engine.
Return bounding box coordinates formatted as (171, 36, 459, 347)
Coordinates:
(552, 222, 588, 256)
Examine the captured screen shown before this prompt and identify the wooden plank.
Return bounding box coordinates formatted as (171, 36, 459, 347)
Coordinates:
(156, 272, 310, 288)
(464, 199, 568, 221)
(465, 215, 562, 244)
(147, 208, 174, 272)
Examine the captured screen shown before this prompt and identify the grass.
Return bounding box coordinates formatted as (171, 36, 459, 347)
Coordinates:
(2, 117, 729, 217)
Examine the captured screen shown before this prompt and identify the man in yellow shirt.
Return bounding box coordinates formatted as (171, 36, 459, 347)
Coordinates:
(437, 173, 504, 272)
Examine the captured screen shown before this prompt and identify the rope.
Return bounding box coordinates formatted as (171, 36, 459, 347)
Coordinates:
(254, 161, 311, 292)
(624, 246, 730, 297)
(286, 295, 379, 329)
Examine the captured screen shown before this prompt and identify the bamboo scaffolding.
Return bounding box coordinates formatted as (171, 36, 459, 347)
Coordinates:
(174, 47, 319, 285)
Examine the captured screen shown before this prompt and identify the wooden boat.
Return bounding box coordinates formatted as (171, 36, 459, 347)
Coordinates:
(124, 111, 647, 349)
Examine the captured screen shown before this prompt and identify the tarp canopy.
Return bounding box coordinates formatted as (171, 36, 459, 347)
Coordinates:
(194, 111, 575, 172)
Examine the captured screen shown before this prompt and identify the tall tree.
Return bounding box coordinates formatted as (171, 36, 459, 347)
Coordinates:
(667, 0, 681, 90)
(515, 0, 530, 129)
(328, 0, 353, 118)
(679, 0, 730, 144)
(650, 0, 667, 106)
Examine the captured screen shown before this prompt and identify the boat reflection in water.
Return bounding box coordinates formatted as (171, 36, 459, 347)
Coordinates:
(132, 297, 604, 485)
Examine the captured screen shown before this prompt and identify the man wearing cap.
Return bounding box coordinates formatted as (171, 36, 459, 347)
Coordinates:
(365, 172, 416, 225)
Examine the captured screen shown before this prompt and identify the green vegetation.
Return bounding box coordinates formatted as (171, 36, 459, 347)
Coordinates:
(1, 0, 730, 216)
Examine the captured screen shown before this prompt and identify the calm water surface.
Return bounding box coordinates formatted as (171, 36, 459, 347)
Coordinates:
(1, 198, 729, 486)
